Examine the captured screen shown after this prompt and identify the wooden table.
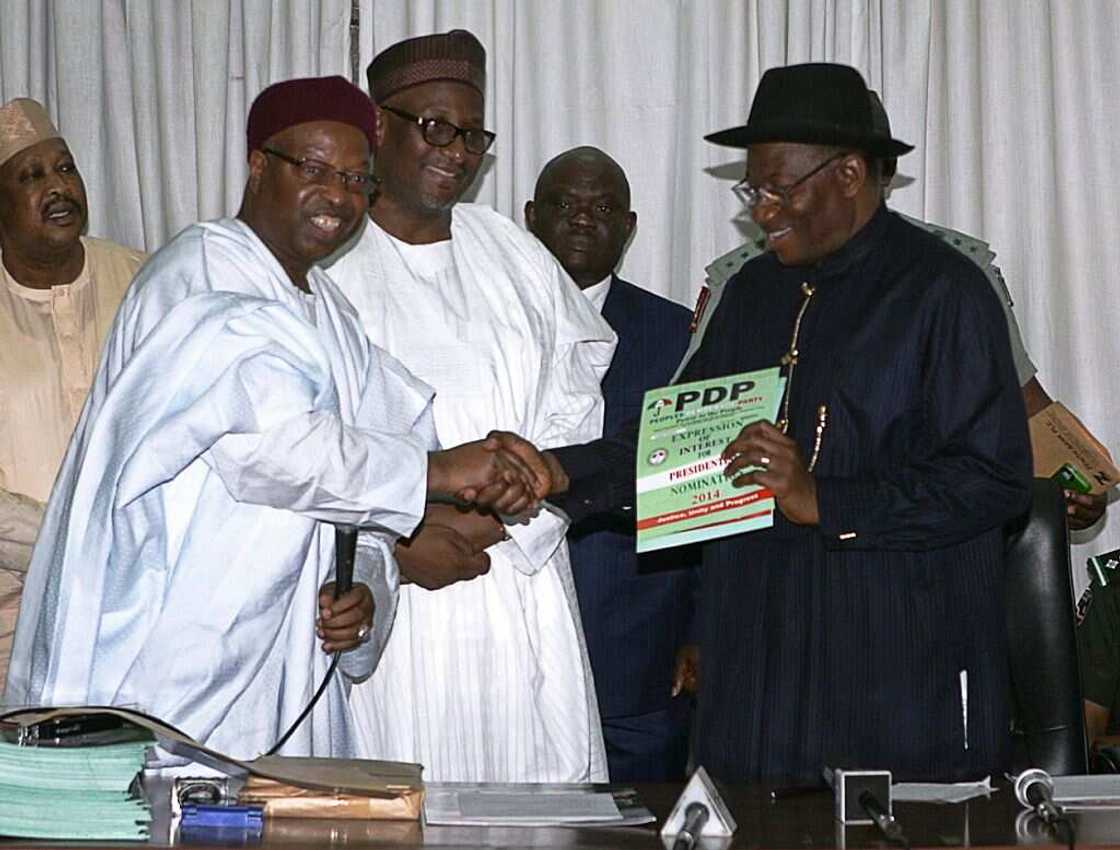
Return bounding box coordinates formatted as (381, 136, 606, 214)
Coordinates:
(165, 780, 1109, 848)
(9, 780, 1113, 848)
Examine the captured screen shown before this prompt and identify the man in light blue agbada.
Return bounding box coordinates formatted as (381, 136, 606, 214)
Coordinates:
(4, 76, 550, 760)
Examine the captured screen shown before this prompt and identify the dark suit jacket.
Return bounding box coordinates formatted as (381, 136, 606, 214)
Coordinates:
(568, 276, 698, 719)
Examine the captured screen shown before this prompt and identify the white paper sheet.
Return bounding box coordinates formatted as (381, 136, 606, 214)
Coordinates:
(1051, 775, 1120, 806)
(423, 782, 648, 827)
(892, 776, 993, 803)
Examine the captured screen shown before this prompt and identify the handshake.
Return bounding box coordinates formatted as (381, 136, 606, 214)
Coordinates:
(427, 431, 568, 515)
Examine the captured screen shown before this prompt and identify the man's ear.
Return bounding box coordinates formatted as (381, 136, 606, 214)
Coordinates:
(0, 185, 10, 241)
(524, 199, 536, 232)
(836, 153, 868, 199)
(623, 210, 637, 240)
(247, 149, 268, 194)
(373, 105, 385, 148)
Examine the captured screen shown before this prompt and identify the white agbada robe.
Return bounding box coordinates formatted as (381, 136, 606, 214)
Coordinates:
(326, 204, 616, 782)
(4, 218, 436, 762)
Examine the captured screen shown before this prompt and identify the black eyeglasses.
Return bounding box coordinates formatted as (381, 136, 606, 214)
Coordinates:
(380, 104, 496, 155)
(262, 147, 375, 194)
(733, 151, 850, 210)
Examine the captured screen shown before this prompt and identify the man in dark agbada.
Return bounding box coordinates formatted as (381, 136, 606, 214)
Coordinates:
(549, 63, 1032, 782)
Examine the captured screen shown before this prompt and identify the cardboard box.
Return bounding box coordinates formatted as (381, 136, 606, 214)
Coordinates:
(240, 776, 423, 820)
(1029, 402, 1119, 495)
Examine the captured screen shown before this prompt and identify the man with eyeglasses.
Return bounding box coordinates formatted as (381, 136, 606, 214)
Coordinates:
(325, 30, 615, 782)
(5, 76, 553, 760)
(546, 63, 1032, 782)
(689, 90, 1107, 531)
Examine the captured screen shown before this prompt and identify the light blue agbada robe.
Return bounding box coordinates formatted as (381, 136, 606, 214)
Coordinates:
(4, 218, 435, 760)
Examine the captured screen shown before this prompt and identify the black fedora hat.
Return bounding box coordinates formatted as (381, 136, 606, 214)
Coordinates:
(706, 63, 913, 158)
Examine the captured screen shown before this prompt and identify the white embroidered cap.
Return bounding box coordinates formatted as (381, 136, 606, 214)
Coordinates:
(0, 98, 61, 168)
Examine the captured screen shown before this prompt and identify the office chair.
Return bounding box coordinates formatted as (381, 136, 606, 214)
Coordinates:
(1005, 477, 1089, 775)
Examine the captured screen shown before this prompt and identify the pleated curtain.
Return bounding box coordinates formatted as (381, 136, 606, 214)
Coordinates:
(3, 0, 1118, 591)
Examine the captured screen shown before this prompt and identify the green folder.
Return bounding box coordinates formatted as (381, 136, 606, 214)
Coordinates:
(0, 739, 151, 840)
(636, 367, 785, 552)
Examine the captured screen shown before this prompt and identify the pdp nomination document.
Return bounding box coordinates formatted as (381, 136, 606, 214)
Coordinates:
(636, 367, 784, 552)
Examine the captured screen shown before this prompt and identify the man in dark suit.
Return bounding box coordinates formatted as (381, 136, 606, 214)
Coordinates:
(541, 66, 1031, 783)
(526, 146, 697, 780)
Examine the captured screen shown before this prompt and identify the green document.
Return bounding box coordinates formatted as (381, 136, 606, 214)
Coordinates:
(0, 739, 151, 840)
(636, 367, 784, 553)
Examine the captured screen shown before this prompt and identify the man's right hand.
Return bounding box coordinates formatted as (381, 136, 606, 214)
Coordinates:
(1067, 489, 1108, 530)
(429, 431, 562, 512)
(396, 521, 491, 590)
(486, 431, 570, 495)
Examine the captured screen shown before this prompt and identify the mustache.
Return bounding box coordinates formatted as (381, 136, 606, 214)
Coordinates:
(565, 231, 597, 243)
(305, 205, 354, 222)
(424, 156, 468, 180)
(41, 194, 83, 217)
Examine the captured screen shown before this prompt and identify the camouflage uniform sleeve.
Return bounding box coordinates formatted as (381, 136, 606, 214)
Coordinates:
(671, 237, 764, 383)
(984, 264, 1037, 386)
(910, 217, 1037, 386)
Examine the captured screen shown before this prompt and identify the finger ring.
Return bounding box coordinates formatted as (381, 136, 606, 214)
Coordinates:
(759, 456, 771, 467)
(356, 623, 371, 641)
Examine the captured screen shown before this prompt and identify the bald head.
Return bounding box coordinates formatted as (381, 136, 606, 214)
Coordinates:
(526, 146, 635, 289)
(533, 146, 630, 207)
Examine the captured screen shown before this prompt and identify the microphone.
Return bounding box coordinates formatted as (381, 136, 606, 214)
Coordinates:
(858, 789, 906, 845)
(671, 802, 710, 850)
(1014, 768, 1063, 825)
(261, 522, 360, 757)
(660, 765, 737, 845)
(333, 524, 358, 599)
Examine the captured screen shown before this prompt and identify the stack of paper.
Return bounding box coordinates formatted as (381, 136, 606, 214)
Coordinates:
(1051, 775, 1120, 809)
(893, 776, 993, 803)
(0, 739, 151, 840)
(424, 783, 655, 827)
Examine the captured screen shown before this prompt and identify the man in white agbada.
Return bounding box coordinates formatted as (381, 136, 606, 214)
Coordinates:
(327, 30, 616, 782)
(3, 76, 550, 761)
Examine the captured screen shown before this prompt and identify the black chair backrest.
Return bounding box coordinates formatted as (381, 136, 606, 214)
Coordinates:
(1005, 477, 1088, 775)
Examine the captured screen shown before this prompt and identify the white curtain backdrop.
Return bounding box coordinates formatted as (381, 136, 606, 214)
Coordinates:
(0, 0, 353, 249)
(2, 0, 1118, 590)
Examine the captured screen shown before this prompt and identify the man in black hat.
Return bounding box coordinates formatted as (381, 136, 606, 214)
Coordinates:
(692, 90, 1107, 530)
(548, 62, 1032, 782)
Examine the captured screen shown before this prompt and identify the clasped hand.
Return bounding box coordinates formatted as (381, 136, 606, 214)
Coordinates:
(396, 503, 503, 590)
(428, 430, 564, 514)
(722, 421, 819, 525)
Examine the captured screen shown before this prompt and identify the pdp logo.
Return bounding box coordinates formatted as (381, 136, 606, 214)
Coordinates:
(671, 380, 756, 412)
(646, 397, 674, 415)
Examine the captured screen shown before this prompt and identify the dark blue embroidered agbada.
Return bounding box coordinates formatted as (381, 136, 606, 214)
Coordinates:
(554, 205, 1033, 782)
